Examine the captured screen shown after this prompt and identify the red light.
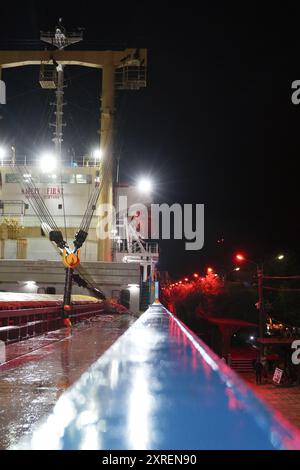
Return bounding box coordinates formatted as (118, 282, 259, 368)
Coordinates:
(179, 281, 182, 284)
(193, 273, 199, 278)
(207, 267, 213, 274)
(184, 277, 189, 282)
(236, 253, 245, 261)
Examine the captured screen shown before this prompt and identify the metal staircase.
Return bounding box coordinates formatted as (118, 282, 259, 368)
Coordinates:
(230, 358, 254, 373)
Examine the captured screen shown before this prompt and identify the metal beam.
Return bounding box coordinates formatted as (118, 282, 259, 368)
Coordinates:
(97, 59, 115, 261)
(0, 49, 147, 69)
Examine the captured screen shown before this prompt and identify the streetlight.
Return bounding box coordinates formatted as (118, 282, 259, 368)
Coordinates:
(277, 254, 285, 260)
(0, 147, 6, 166)
(25, 281, 36, 289)
(137, 177, 152, 194)
(39, 153, 57, 173)
(93, 148, 102, 165)
(235, 253, 265, 352)
(0, 146, 16, 165)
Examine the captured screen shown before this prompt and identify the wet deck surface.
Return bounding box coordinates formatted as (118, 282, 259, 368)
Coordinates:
(0, 314, 134, 449)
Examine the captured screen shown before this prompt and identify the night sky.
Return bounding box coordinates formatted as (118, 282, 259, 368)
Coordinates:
(1, 3, 300, 277)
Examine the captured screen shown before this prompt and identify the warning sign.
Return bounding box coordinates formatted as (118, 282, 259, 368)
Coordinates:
(273, 367, 283, 385)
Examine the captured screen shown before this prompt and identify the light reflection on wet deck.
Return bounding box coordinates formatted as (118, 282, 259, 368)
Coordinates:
(0, 314, 134, 449)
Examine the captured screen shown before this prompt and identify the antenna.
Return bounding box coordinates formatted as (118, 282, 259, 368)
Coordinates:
(40, 18, 83, 50)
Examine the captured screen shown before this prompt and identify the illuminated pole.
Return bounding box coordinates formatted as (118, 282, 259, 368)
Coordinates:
(0, 147, 5, 166)
(63, 268, 73, 313)
(257, 264, 265, 354)
(52, 65, 65, 163)
(0, 66, 5, 105)
(154, 281, 160, 304)
(97, 57, 115, 261)
(11, 145, 16, 166)
(236, 254, 265, 355)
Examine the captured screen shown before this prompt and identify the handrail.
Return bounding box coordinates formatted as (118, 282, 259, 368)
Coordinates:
(15, 303, 300, 450)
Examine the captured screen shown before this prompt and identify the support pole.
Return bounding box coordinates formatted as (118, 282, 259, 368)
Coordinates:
(0, 66, 6, 105)
(257, 264, 265, 357)
(52, 65, 65, 162)
(62, 267, 73, 320)
(97, 57, 115, 261)
(154, 281, 160, 304)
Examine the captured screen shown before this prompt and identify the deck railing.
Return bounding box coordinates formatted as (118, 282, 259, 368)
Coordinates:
(0, 303, 104, 344)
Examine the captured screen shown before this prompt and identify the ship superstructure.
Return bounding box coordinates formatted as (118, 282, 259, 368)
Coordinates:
(0, 21, 158, 312)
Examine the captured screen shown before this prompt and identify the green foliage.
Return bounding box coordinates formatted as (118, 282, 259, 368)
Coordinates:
(263, 251, 300, 326)
(165, 253, 300, 328)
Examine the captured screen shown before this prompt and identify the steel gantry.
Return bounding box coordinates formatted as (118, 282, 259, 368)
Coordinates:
(0, 40, 147, 262)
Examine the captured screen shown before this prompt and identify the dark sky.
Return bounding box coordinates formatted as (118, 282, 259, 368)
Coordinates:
(1, 2, 300, 276)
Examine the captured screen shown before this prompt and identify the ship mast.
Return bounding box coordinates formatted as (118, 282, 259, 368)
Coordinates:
(39, 19, 84, 323)
(40, 18, 83, 161)
(52, 62, 65, 162)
